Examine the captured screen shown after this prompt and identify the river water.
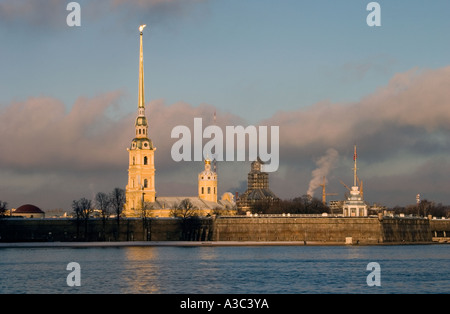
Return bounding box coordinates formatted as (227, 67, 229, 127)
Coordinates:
(0, 244, 449, 294)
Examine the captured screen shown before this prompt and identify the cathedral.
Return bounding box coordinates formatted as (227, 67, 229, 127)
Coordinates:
(123, 26, 234, 218)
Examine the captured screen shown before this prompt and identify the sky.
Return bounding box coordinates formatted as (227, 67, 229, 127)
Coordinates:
(1, 0, 450, 210)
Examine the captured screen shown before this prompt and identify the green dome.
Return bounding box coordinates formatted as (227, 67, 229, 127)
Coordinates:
(131, 138, 153, 150)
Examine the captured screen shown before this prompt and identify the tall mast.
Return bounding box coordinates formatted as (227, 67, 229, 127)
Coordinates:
(353, 144, 358, 187)
(213, 111, 218, 174)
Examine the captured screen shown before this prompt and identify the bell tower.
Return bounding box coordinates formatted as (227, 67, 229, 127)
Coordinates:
(198, 157, 218, 203)
(124, 25, 156, 217)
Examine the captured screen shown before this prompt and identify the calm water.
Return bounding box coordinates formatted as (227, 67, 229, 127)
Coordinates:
(0, 244, 449, 294)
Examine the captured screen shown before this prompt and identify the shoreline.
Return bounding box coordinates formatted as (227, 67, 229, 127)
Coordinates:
(0, 240, 446, 248)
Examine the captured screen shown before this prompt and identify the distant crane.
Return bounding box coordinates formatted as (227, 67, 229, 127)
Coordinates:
(356, 175, 364, 198)
(339, 179, 351, 200)
(320, 176, 338, 205)
(339, 179, 351, 192)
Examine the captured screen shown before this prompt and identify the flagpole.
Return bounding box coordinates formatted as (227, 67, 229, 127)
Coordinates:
(353, 145, 357, 187)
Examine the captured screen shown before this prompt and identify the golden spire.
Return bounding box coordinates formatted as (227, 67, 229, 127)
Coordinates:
(138, 24, 146, 112)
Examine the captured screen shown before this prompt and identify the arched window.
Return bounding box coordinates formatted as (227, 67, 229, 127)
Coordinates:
(139, 129, 142, 134)
(208, 187, 211, 194)
(144, 156, 148, 165)
(201, 187, 204, 194)
(132, 157, 135, 165)
(144, 179, 148, 188)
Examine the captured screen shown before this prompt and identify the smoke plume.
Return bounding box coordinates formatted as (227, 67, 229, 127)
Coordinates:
(307, 148, 339, 197)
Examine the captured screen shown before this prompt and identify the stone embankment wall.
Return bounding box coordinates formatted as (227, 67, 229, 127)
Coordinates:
(213, 217, 383, 244)
(0, 218, 187, 242)
(430, 219, 450, 242)
(381, 217, 431, 242)
(0, 216, 447, 244)
(213, 216, 434, 244)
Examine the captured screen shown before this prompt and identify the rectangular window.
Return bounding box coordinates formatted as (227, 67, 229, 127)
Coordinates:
(208, 187, 211, 194)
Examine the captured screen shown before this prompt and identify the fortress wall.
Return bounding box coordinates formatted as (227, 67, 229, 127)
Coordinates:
(213, 216, 434, 244)
(429, 219, 450, 232)
(429, 219, 450, 240)
(380, 217, 431, 242)
(213, 217, 383, 244)
(0, 218, 183, 242)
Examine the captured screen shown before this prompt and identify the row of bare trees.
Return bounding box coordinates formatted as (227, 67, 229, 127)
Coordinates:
(71, 187, 125, 240)
(72, 188, 125, 220)
(240, 195, 330, 215)
(389, 200, 450, 218)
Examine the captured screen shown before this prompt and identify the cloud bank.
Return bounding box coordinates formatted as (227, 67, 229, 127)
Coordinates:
(1, 66, 450, 209)
(307, 148, 339, 198)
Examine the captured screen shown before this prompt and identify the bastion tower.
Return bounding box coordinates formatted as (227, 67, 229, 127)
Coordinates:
(124, 25, 156, 217)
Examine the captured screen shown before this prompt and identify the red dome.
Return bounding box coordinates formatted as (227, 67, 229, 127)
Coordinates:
(15, 204, 44, 214)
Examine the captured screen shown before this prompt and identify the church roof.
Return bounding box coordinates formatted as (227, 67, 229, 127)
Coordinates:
(150, 196, 234, 210)
(239, 188, 279, 201)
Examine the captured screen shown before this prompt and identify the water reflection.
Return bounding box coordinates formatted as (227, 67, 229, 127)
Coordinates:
(122, 247, 160, 293)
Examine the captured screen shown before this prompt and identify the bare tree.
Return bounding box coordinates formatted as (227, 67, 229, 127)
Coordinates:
(0, 201, 7, 240)
(110, 188, 125, 221)
(95, 192, 111, 240)
(96, 193, 111, 218)
(170, 199, 202, 240)
(0, 201, 8, 217)
(171, 198, 198, 219)
(72, 197, 93, 240)
(140, 201, 154, 219)
(141, 201, 153, 240)
(110, 188, 125, 240)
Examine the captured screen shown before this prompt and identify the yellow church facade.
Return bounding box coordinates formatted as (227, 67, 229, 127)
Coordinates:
(123, 25, 235, 218)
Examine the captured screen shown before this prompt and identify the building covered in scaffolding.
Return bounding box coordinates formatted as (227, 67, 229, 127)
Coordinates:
(236, 158, 280, 212)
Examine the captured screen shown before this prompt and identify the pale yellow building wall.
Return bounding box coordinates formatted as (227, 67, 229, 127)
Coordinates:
(198, 178, 217, 203)
(10, 212, 45, 219)
(198, 159, 218, 203)
(125, 148, 156, 217)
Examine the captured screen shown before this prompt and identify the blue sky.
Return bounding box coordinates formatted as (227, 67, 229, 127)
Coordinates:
(3, 0, 450, 121)
(1, 0, 450, 209)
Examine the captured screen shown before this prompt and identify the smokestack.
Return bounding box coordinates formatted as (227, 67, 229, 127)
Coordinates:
(307, 148, 339, 197)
